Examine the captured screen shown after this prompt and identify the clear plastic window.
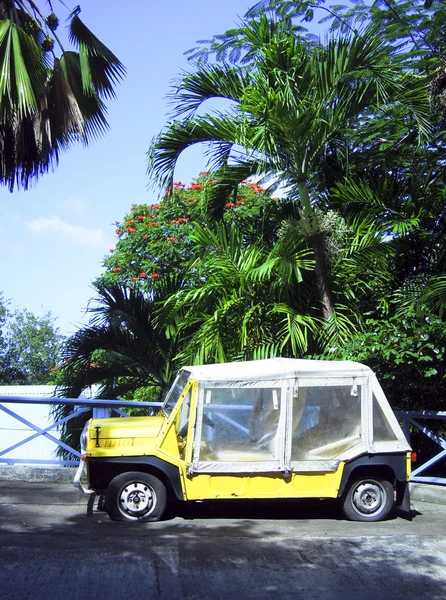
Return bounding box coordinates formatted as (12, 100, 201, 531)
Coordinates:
(291, 385, 362, 460)
(162, 370, 190, 415)
(199, 386, 281, 462)
(177, 388, 192, 439)
(373, 393, 398, 442)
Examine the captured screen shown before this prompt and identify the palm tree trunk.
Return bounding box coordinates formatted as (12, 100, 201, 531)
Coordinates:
(298, 181, 334, 320)
(309, 231, 334, 320)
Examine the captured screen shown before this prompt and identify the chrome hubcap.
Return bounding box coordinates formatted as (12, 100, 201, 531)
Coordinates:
(119, 482, 156, 519)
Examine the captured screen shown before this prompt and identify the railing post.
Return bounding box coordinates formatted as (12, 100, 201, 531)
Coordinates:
(401, 414, 411, 445)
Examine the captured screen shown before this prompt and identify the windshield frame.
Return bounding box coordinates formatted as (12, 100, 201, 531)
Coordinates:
(160, 370, 191, 416)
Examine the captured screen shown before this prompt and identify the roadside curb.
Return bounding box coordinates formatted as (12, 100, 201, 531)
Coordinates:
(0, 465, 77, 484)
(410, 482, 446, 506)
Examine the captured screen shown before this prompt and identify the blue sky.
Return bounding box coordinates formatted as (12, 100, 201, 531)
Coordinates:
(0, 0, 325, 337)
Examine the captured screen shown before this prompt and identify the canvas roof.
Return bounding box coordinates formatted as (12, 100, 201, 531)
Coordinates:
(183, 358, 373, 382)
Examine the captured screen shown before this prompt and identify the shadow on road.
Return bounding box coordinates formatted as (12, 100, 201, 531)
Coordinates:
(0, 483, 445, 599)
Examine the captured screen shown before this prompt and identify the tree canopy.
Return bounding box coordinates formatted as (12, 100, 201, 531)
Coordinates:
(0, 293, 64, 384)
(57, 1, 446, 415)
(0, 0, 125, 191)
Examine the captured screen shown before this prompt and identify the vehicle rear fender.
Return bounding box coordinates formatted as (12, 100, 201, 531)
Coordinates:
(339, 453, 409, 508)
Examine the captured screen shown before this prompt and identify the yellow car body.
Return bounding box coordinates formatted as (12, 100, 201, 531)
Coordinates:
(75, 358, 411, 522)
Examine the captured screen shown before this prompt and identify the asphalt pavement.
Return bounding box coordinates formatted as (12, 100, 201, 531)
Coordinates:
(1, 481, 446, 600)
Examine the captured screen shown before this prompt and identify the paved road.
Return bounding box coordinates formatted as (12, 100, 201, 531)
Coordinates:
(1, 482, 446, 600)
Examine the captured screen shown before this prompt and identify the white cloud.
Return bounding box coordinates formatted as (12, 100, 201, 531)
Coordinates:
(26, 216, 108, 249)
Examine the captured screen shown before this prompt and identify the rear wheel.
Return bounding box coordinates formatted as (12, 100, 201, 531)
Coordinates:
(341, 475, 394, 522)
(106, 472, 167, 522)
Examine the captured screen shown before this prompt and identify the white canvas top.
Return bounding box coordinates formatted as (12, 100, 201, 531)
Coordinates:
(182, 358, 373, 382)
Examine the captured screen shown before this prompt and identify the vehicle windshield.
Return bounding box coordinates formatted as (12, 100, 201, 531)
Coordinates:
(161, 370, 191, 416)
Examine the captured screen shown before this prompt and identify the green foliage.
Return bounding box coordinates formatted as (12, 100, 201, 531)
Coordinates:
(57, 284, 183, 400)
(319, 312, 446, 411)
(0, 1, 125, 191)
(0, 295, 64, 385)
(149, 13, 431, 322)
(58, 3, 446, 417)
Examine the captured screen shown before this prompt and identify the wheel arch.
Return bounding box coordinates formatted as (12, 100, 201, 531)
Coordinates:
(338, 453, 407, 498)
(88, 456, 184, 501)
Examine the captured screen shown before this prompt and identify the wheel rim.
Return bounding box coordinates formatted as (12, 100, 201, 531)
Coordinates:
(118, 481, 157, 520)
(351, 481, 386, 517)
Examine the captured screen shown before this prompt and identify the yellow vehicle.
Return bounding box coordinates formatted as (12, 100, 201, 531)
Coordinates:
(74, 358, 412, 522)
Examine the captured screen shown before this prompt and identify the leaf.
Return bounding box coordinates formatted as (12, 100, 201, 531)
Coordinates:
(68, 15, 126, 99)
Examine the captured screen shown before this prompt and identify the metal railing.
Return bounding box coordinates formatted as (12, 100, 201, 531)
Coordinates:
(0, 396, 161, 466)
(396, 410, 446, 485)
(1, 396, 445, 485)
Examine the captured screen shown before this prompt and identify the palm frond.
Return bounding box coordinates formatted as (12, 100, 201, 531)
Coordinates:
(171, 64, 250, 118)
(147, 114, 241, 190)
(68, 15, 125, 99)
(0, 19, 47, 120)
(60, 51, 109, 140)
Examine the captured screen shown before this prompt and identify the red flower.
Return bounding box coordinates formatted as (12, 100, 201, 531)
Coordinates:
(109, 248, 115, 253)
(225, 202, 235, 208)
(125, 227, 137, 233)
(116, 230, 123, 235)
(139, 272, 147, 278)
(236, 201, 244, 205)
(148, 221, 157, 227)
(112, 267, 121, 272)
(138, 215, 145, 220)
(199, 170, 210, 175)
(151, 273, 160, 278)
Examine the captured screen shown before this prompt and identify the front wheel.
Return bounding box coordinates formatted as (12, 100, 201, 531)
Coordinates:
(106, 472, 167, 522)
(341, 475, 394, 522)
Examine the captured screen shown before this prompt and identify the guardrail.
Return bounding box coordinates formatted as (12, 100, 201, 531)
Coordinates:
(0, 396, 161, 466)
(396, 410, 446, 485)
(1, 397, 445, 485)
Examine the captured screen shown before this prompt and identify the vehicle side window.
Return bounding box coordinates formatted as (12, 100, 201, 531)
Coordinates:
(373, 393, 398, 442)
(199, 387, 281, 462)
(291, 385, 362, 460)
(177, 389, 191, 439)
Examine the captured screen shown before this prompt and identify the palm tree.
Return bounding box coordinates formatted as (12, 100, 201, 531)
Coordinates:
(162, 206, 400, 361)
(148, 15, 430, 322)
(54, 281, 185, 456)
(0, 1, 125, 191)
(162, 221, 318, 363)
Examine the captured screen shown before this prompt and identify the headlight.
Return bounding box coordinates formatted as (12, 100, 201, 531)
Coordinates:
(80, 420, 90, 455)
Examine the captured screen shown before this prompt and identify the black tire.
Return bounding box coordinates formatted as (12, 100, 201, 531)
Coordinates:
(106, 472, 167, 522)
(341, 475, 394, 522)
